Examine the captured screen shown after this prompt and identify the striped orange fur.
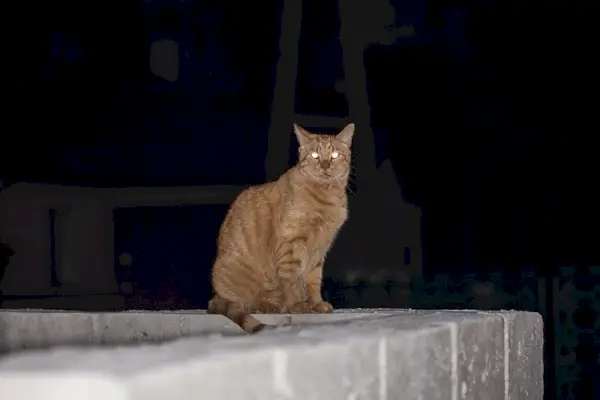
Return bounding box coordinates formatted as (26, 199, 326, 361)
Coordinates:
(207, 123, 355, 333)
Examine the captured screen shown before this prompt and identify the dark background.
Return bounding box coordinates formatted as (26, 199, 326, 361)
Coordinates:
(2, 1, 598, 399)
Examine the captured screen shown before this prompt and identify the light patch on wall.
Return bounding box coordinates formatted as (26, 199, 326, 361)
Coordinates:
(150, 39, 179, 82)
(119, 252, 132, 267)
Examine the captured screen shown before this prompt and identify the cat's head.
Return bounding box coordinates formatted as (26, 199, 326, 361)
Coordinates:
(294, 123, 355, 185)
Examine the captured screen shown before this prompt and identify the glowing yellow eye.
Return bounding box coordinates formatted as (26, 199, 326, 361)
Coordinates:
(331, 151, 339, 159)
(311, 152, 319, 159)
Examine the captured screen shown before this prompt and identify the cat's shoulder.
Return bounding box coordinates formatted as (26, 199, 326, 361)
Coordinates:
(234, 180, 278, 202)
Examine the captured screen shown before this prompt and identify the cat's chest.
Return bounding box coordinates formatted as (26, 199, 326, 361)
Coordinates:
(306, 205, 347, 230)
(331, 205, 348, 226)
(286, 192, 348, 230)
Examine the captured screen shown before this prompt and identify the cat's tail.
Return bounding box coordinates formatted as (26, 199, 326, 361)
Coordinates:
(207, 296, 291, 334)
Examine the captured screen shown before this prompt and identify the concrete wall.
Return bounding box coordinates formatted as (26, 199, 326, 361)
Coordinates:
(0, 309, 542, 400)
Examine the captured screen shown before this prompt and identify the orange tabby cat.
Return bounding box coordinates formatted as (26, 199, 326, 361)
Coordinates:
(207, 123, 355, 333)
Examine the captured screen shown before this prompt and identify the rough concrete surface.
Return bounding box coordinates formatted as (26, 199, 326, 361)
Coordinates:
(0, 309, 543, 400)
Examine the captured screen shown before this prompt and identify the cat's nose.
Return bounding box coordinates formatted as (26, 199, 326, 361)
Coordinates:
(321, 160, 331, 170)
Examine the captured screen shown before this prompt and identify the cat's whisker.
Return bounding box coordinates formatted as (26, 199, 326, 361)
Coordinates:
(343, 178, 356, 195)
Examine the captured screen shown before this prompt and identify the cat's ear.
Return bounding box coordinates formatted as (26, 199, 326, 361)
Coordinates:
(293, 123, 313, 147)
(336, 123, 355, 146)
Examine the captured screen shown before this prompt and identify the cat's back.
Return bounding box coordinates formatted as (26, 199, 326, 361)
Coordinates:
(216, 179, 283, 261)
(231, 180, 279, 212)
(220, 180, 281, 231)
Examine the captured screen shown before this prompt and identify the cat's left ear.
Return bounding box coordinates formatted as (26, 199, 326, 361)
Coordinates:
(293, 123, 313, 147)
(336, 123, 355, 146)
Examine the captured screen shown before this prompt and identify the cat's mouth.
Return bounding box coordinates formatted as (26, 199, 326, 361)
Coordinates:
(320, 172, 342, 183)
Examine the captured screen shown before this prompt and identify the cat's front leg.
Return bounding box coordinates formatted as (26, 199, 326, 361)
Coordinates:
(280, 275, 312, 313)
(276, 236, 312, 313)
(306, 261, 333, 313)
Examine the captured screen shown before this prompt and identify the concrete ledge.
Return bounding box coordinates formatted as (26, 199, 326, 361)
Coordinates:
(0, 309, 543, 400)
(0, 309, 393, 351)
(1, 295, 126, 312)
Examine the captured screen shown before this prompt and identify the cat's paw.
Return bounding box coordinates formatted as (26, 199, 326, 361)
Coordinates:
(256, 303, 282, 313)
(288, 302, 314, 313)
(310, 301, 334, 313)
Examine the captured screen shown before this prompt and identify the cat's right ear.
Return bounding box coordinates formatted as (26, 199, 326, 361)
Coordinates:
(293, 123, 312, 147)
(336, 123, 355, 146)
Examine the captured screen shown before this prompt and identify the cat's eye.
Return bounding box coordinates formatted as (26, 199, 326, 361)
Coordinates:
(331, 151, 339, 159)
(311, 152, 319, 159)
